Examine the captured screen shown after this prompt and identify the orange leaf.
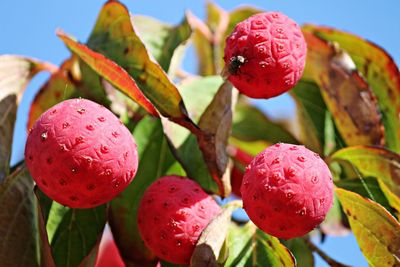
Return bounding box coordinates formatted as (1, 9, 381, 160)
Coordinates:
(56, 30, 158, 117)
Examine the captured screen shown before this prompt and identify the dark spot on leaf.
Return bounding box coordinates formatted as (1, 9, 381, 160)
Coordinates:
(346, 209, 352, 217)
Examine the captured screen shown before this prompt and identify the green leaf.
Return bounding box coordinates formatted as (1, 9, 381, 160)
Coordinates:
(305, 25, 400, 153)
(331, 146, 400, 215)
(36, 191, 106, 267)
(331, 146, 400, 198)
(162, 76, 224, 194)
(335, 177, 393, 215)
(336, 188, 400, 266)
(28, 58, 79, 130)
(191, 201, 240, 267)
(232, 103, 299, 145)
(0, 95, 17, 182)
(302, 31, 384, 147)
(282, 239, 314, 267)
(35, 188, 56, 267)
(57, 30, 159, 117)
(225, 222, 295, 267)
(132, 15, 192, 72)
(197, 81, 237, 196)
(290, 80, 327, 154)
(86, 1, 191, 122)
(0, 55, 57, 103)
(109, 117, 180, 266)
(0, 165, 39, 267)
(29, 55, 115, 131)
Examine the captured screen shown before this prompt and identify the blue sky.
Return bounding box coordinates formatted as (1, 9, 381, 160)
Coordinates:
(1, 0, 399, 266)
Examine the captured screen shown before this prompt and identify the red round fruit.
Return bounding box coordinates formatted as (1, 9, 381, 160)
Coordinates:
(25, 98, 138, 208)
(241, 143, 333, 239)
(224, 12, 307, 99)
(229, 147, 254, 197)
(137, 176, 221, 265)
(95, 228, 125, 267)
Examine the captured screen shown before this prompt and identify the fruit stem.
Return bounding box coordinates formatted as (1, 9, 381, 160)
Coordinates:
(303, 238, 351, 267)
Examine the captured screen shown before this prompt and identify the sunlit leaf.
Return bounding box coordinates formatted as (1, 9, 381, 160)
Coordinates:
(132, 15, 192, 72)
(87, 1, 194, 123)
(57, 30, 159, 117)
(332, 146, 400, 217)
(28, 58, 79, 130)
(109, 117, 180, 266)
(232, 103, 299, 145)
(225, 222, 295, 267)
(336, 188, 400, 266)
(290, 80, 327, 154)
(191, 202, 240, 267)
(162, 76, 224, 194)
(197, 81, 237, 196)
(188, 12, 216, 76)
(0, 165, 39, 266)
(35, 190, 106, 267)
(0, 95, 17, 182)
(305, 25, 400, 153)
(0, 55, 57, 103)
(331, 146, 400, 197)
(335, 177, 393, 215)
(205, 2, 229, 74)
(189, 4, 260, 76)
(283, 238, 314, 267)
(302, 31, 384, 147)
(28, 56, 112, 131)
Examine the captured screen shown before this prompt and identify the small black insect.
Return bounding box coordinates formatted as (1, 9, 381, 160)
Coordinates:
(228, 55, 246, 75)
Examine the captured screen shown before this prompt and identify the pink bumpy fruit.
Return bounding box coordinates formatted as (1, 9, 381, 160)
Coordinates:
(25, 98, 138, 208)
(224, 12, 307, 99)
(95, 228, 125, 267)
(138, 176, 221, 265)
(241, 143, 333, 239)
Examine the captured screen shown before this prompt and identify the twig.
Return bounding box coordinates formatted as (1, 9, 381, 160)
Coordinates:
(303, 238, 351, 267)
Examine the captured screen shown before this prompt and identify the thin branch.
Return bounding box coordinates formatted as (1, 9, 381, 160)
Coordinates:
(303, 238, 351, 267)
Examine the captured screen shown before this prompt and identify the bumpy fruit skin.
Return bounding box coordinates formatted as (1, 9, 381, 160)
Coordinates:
(224, 12, 307, 99)
(138, 176, 221, 265)
(241, 143, 333, 239)
(25, 98, 138, 208)
(95, 228, 125, 267)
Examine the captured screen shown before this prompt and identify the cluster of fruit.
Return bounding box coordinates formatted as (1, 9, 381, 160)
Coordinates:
(25, 11, 333, 266)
